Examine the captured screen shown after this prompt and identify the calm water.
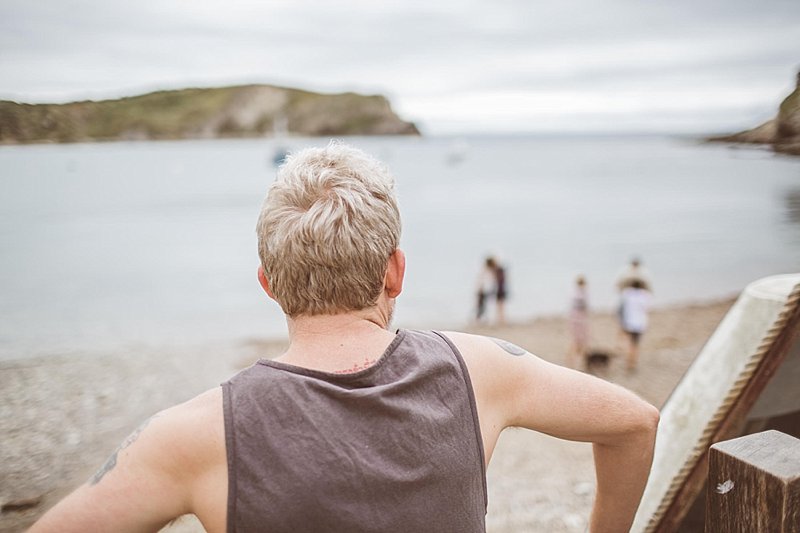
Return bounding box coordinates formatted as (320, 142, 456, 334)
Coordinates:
(1, 135, 799, 360)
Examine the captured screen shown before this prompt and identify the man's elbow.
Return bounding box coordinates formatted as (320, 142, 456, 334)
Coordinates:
(610, 397, 659, 444)
(632, 402, 660, 445)
(594, 397, 659, 449)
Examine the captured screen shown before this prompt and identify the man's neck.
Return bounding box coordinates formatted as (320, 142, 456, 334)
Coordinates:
(277, 309, 397, 374)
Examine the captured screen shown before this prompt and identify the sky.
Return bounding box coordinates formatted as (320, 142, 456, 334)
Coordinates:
(1, 0, 798, 135)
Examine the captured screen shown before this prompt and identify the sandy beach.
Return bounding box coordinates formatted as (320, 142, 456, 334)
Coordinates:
(0, 296, 735, 532)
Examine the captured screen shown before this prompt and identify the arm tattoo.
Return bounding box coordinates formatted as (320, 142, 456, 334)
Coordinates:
(490, 337, 527, 356)
(90, 415, 157, 486)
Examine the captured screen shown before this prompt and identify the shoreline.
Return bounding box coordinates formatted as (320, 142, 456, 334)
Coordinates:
(0, 297, 735, 532)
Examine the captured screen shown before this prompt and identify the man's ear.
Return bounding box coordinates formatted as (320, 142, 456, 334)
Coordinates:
(257, 266, 275, 299)
(385, 249, 406, 298)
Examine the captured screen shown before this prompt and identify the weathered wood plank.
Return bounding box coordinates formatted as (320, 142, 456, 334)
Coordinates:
(706, 430, 800, 533)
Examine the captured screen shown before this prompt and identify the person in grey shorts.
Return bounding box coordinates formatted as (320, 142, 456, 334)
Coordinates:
(31, 142, 658, 533)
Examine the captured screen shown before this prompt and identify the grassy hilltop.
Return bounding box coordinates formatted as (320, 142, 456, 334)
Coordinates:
(0, 84, 420, 144)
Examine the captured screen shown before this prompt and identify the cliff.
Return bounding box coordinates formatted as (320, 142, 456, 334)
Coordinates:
(706, 71, 800, 156)
(0, 84, 420, 144)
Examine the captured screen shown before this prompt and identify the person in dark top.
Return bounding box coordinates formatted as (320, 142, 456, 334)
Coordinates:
(493, 259, 508, 325)
(475, 256, 507, 326)
(30, 142, 658, 533)
(475, 256, 496, 323)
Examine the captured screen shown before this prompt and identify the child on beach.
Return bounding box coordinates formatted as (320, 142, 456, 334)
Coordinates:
(568, 275, 590, 369)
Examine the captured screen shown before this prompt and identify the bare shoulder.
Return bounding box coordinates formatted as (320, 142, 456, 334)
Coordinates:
(166, 386, 225, 434)
(148, 387, 226, 472)
(439, 330, 546, 405)
(440, 330, 529, 360)
(439, 331, 536, 423)
(28, 387, 227, 532)
(94, 386, 225, 487)
(440, 330, 536, 385)
(155, 387, 228, 530)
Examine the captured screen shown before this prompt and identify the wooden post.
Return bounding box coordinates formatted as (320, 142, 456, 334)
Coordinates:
(705, 430, 800, 532)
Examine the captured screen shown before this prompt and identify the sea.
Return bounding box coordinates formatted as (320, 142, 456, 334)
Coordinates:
(1, 134, 799, 360)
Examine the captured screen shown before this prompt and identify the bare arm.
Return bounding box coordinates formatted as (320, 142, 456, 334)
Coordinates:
(446, 332, 659, 533)
(29, 387, 227, 533)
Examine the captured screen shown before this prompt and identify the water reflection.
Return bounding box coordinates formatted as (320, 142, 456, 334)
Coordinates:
(783, 188, 800, 226)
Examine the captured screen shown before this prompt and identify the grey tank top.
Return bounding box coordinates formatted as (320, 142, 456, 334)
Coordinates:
(222, 329, 487, 532)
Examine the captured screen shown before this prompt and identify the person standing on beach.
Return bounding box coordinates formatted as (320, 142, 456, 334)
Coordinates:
(621, 279, 652, 371)
(616, 256, 652, 293)
(30, 142, 658, 533)
(493, 259, 508, 326)
(615, 257, 652, 345)
(475, 256, 496, 324)
(475, 256, 508, 326)
(568, 275, 590, 369)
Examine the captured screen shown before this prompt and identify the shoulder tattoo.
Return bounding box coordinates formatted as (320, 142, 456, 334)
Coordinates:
(490, 337, 527, 356)
(90, 415, 157, 486)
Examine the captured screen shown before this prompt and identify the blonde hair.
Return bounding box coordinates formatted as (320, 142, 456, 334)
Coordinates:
(256, 141, 401, 316)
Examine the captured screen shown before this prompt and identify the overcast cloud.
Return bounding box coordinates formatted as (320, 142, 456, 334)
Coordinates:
(1, 0, 798, 134)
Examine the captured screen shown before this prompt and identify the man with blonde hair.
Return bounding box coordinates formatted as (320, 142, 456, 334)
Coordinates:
(31, 141, 658, 532)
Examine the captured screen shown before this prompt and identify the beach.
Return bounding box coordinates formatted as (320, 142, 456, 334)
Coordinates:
(0, 297, 734, 532)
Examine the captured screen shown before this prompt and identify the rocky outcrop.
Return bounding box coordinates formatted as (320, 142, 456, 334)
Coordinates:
(0, 84, 420, 144)
(775, 74, 800, 155)
(707, 71, 800, 156)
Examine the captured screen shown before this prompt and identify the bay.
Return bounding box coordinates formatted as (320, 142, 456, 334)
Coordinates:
(0, 135, 798, 360)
